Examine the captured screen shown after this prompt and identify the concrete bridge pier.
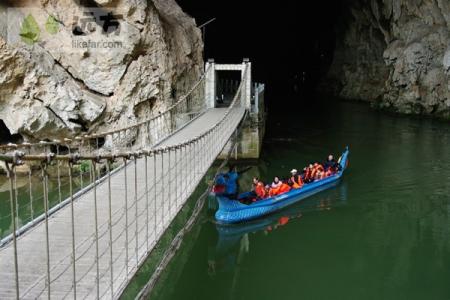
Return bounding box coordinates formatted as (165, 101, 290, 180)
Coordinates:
(205, 58, 265, 160)
(228, 81, 265, 160)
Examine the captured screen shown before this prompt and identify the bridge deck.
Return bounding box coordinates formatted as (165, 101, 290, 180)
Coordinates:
(160, 108, 228, 146)
(0, 107, 245, 299)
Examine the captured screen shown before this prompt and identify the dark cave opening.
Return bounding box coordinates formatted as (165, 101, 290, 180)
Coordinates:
(0, 120, 23, 144)
(177, 0, 345, 107)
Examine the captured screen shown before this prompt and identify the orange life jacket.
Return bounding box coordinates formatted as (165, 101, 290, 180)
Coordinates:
(311, 164, 324, 179)
(290, 175, 303, 189)
(270, 183, 290, 196)
(279, 183, 291, 193)
(304, 168, 313, 181)
(254, 182, 266, 199)
(269, 187, 279, 197)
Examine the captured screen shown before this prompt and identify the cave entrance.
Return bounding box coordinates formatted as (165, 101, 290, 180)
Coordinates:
(0, 120, 23, 144)
(204, 58, 252, 109)
(215, 70, 241, 107)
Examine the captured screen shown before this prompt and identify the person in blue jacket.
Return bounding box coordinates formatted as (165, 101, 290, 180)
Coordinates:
(218, 165, 252, 199)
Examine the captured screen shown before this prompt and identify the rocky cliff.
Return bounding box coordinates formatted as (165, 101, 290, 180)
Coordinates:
(0, 0, 203, 141)
(325, 0, 450, 117)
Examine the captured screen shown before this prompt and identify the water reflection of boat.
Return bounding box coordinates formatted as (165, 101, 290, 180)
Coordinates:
(211, 183, 347, 273)
(217, 184, 345, 239)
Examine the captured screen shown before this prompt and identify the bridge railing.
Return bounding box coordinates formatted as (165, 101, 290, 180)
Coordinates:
(0, 66, 248, 299)
(0, 66, 209, 154)
(0, 67, 209, 241)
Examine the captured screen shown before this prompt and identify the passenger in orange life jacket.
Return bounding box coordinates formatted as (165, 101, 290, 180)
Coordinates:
(279, 182, 291, 193)
(311, 163, 324, 179)
(265, 184, 271, 196)
(252, 177, 266, 200)
(303, 165, 314, 183)
(315, 170, 327, 180)
(271, 176, 282, 189)
(269, 176, 282, 196)
(269, 177, 291, 197)
(288, 169, 304, 189)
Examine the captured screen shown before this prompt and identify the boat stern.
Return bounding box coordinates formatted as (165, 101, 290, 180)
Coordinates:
(215, 196, 244, 223)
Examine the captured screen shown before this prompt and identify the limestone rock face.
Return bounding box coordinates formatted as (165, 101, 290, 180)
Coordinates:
(0, 0, 203, 141)
(324, 0, 450, 117)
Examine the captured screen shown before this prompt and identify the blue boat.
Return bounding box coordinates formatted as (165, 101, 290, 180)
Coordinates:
(215, 147, 350, 224)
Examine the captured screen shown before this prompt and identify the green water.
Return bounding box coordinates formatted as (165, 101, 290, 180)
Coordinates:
(145, 100, 450, 300)
(0, 171, 91, 240)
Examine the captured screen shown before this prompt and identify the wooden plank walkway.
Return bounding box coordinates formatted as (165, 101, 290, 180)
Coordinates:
(0, 107, 245, 299)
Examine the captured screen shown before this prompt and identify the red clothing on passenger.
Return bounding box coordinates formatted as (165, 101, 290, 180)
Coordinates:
(254, 182, 266, 199)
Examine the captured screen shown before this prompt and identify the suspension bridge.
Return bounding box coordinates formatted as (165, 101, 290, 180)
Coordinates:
(0, 59, 264, 299)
